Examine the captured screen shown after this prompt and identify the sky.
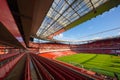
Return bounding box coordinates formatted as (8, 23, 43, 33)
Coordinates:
(54, 5, 120, 42)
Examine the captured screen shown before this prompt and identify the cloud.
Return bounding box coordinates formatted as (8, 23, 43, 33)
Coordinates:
(118, 32, 120, 35)
(54, 34, 80, 41)
(55, 33, 63, 39)
(92, 36, 102, 40)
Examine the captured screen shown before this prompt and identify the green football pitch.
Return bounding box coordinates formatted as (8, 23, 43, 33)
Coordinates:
(56, 53, 120, 78)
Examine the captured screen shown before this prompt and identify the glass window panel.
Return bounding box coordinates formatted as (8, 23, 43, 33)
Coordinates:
(74, 4, 82, 11)
(47, 8, 54, 17)
(55, 0, 64, 11)
(67, 0, 74, 4)
(62, 20, 70, 26)
(67, 8, 73, 13)
(72, 0, 82, 9)
(93, 0, 105, 8)
(51, 22, 57, 26)
(54, 0, 61, 4)
(49, 27, 56, 31)
(62, 11, 68, 17)
(69, 13, 78, 19)
(70, 15, 79, 22)
(51, 11, 57, 18)
(59, 3, 69, 14)
(48, 19, 54, 26)
(57, 16, 63, 22)
(52, 2, 57, 8)
(54, 14, 60, 20)
(64, 9, 74, 19)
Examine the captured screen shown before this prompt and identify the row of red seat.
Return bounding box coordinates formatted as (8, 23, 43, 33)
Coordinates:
(24, 54, 31, 80)
(31, 55, 53, 80)
(30, 53, 95, 80)
(54, 59, 103, 80)
(0, 53, 25, 79)
(0, 53, 19, 62)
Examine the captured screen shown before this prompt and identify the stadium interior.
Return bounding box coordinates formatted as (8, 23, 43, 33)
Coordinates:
(0, 0, 120, 80)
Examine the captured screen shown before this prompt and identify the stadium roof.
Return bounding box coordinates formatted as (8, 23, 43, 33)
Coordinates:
(0, 0, 120, 48)
(35, 0, 120, 40)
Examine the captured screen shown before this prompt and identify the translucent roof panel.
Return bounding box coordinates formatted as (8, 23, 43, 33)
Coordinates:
(36, 0, 108, 39)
